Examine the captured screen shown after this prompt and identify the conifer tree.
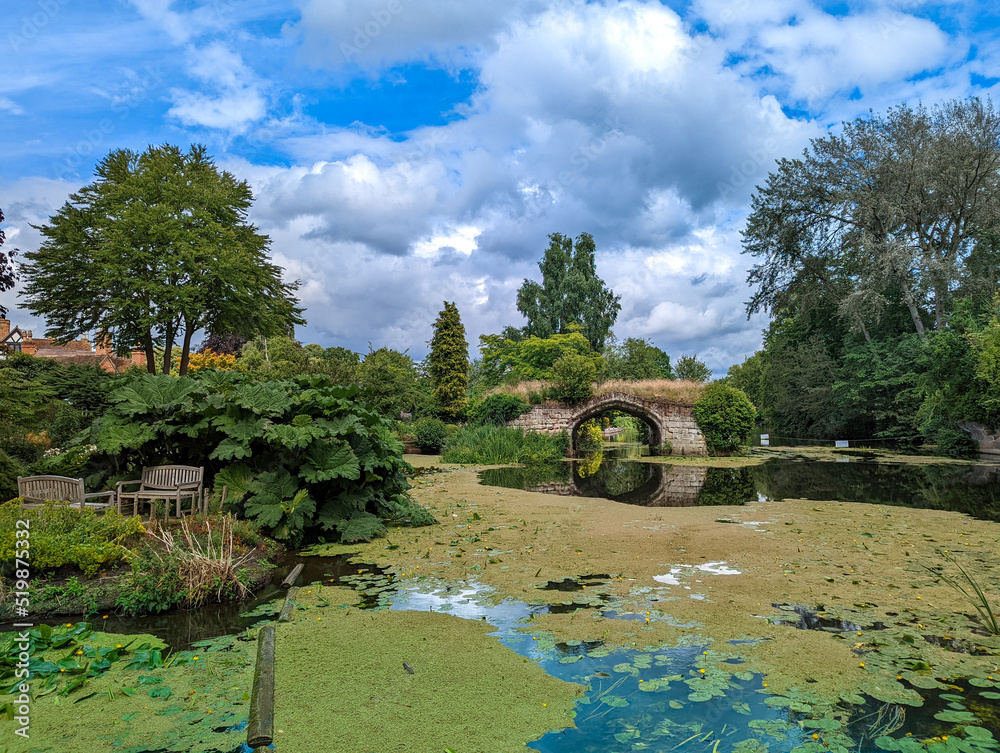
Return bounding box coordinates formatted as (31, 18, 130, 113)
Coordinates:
(428, 301, 469, 420)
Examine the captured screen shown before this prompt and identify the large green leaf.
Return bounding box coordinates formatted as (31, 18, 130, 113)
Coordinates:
(95, 421, 157, 454)
(300, 439, 361, 483)
(264, 423, 322, 449)
(215, 415, 269, 443)
(110, 375, 201, 416)
(336, 512, 386, 543)
(214, 463, 256, 499)
(210, 438, 252, 461)
(230, 383, 294, 416)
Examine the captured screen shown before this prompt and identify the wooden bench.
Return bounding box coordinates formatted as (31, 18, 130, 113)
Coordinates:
(116, 465, 205, 518)
(17, 475, 116, 511)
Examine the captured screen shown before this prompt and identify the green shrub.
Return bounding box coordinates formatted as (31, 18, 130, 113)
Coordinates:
(550, 353, 596, 403)
(441, 425, 568, 465)
(87, 372, 434, 545)
(412, 417, 448, 453)
(115, 548, 185, 615)
(693, 383, 757, 454)
(470, 393, 531, 426)
(29, 444, 95, 477)
(0, 450, 25, 500)
(0, 501, 144, 577)
(936, 428, 979, 458)
(576, 419, 603, 452)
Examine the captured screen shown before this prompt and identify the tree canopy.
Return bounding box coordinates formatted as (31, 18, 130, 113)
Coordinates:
(0, 208, 17, 318)
(516, 232, 621, 351)
(22, 144, 304, 375)
(427, 301, 469, 420)
(743, 98, 1000, 340)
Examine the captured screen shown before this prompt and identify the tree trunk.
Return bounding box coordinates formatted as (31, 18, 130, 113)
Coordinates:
(893, 267, 926, 338)
(934, 285, 946, 330)
(144, 333, 157, 375)
(178, 320, 195, 376)
(162, 319, 175, 375)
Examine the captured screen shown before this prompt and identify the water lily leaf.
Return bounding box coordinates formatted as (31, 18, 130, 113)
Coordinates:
(602, 695, 629, 708)
(669, 700, 684, 709)
(933, 710, 978, 723)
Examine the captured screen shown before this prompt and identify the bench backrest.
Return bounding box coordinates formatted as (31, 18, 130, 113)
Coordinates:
(140, 465, 204, 490)
(18, 475, 85, 503)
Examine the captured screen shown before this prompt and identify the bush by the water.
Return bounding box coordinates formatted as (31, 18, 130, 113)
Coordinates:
(693, 383, 757, 454)
(576, 419, 603, 452)
(441, 425, 569, 465)
(469, 393, 530, 426)
(0, 501, 145, 577)
(412, 417, 448, 453)
(86, 372, 434, 545)
(936, 428, 979, 458)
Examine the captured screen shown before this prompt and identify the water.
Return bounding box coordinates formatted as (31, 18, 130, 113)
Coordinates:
(480, 454, 1000, 519)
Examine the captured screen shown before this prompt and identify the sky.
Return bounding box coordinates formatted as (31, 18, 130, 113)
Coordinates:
(2, 0, 999, 375)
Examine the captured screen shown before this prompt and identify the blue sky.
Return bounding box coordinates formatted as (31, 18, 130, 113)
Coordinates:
(2, 0, 999, 374)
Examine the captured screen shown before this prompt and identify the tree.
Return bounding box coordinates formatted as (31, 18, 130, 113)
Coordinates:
(693, 383, 758, 454)
(604, 336, 673, 380)
(0, 209, 16, 317)
(427, 301, 469, 421)
(516, 232, 621, 351)
(22, 144, 304, 376)
(743, 98, 1000, 340)
(478, 331, 604, 386)
(674, 354, 712, 383)
(199, 332, 248, 356)
(357, 347, 429, 418)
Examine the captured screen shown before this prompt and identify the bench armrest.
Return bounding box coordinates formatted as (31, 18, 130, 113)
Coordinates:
(84, 491, 116, 500)
(116, 480, 142, 491)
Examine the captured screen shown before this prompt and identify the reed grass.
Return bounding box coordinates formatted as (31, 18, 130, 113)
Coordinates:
(441, 425, 568, 465)
(146, 515, 254, 608)
(925, 550, 999, 635)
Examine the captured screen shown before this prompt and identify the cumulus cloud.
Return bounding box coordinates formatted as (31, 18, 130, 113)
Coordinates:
(168, 43, 268, 131)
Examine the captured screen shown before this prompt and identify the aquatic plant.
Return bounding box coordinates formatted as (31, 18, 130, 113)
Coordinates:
(925, 550, 999, 635)
(441, 425, 568, 465)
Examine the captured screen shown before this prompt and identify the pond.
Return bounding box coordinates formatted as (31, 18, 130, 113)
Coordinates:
(478, 450, 1000, 521)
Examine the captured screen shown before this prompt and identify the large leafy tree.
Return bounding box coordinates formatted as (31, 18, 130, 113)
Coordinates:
(743, 98, 1000, 339)
(516, 232, 621, 351)
(603, 336, 673, 380)
(22, 144, 304, 375)
(0, 208, 17, 317)
(427, 301, 469, 420)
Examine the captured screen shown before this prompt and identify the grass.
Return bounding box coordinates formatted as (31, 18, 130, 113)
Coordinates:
(489, 379, 706, 406)
(925, 550, 999, 635)
(441, 425, 569, 465)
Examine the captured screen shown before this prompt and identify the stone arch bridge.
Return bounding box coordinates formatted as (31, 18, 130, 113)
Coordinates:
(509, 391, 707, 456)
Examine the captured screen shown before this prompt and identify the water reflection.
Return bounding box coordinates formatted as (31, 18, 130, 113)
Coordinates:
(479, 453, 1000, 518)
(479, 452, 756, 507)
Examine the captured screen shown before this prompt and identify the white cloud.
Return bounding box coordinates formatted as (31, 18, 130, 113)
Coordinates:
(0, 97, 25, 115)
(167, 43, 268, 131)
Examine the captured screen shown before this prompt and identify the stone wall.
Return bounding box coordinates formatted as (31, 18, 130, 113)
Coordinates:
(509, 391, 707, 456)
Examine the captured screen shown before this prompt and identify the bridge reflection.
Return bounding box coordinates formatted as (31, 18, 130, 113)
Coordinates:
(478, 451, 756, 507)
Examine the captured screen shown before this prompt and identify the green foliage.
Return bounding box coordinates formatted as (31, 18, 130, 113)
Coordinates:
(515, 232, 621, 351)
(87, 372, 432, 544)
(0, 501, 144, 577)
(0, 452, 25, 500)
(695, 468, 755, 506)
(116, 548, 185, 615)
(673, 354, 712, 383)
(479, 331, 602, 387)
(935, 429, 979, 458)
(576, 419, 603, 452)
(550, 352, 597, 404)
(603, 337, 673, 380)
(357, 347, 430, 418)
(693, 383, 758, 454)
(22, 144, 304, 376)
(468, 393, 530, 426)
(30, 445, 96, 478)
(428, 302, 469, 421)
(441, 426, 568, 465)
(412, 417, 448, 453)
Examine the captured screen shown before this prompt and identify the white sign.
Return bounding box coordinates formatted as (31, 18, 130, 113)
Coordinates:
(835, 440, 849, 448)
(760, 439, 770, 446)
(760, 434, 769, 440)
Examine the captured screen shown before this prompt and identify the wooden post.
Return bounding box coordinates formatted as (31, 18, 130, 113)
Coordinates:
(247, 625, 275, 749)
(279, 587, 297, 622)
(281, 563, 304, 589)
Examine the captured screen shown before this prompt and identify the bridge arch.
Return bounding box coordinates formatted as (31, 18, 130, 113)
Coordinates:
(509, 390, 708, 456)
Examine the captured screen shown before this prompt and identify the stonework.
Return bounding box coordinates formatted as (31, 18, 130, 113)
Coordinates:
(509, 391, 708, 456)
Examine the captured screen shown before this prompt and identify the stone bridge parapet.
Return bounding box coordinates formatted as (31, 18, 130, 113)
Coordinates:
(509, 390, 707, 456)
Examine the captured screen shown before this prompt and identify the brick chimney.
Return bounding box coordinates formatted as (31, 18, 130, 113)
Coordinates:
(0, 318, 8, 339)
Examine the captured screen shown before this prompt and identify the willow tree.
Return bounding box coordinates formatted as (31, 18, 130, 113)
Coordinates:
(743, 98, 1000, 340)
(516, 232, 621, 351)
(22, 144, 304, 374)
(427, 301, 469, 420)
